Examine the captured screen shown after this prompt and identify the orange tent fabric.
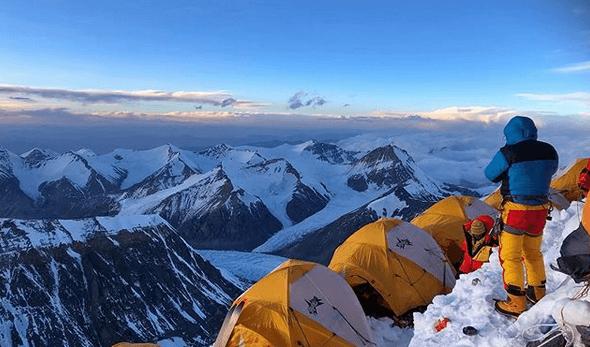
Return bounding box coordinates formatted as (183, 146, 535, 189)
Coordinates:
(551, 158, 590, 202)
(329, 218, 456, 317)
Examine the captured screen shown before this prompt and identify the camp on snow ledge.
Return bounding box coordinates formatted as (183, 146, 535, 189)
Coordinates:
(213, 259, 376, 347)
(411, 195, 498, 270)
(328, 218, 456, 320)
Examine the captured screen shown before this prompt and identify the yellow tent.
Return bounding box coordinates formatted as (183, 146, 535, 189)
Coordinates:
(328, 219, 456, 317)
(411, 195, 498, 267)
(484, 187, 570, 211)
(551, 158, 590, 202)
(213, 259, 375, 347)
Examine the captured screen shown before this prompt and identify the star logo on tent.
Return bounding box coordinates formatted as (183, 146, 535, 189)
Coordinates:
(305, 296, 324, 315)
(396, 238, 412, 249)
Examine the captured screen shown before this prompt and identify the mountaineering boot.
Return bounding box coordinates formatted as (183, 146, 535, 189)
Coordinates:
(494, 293, 526, 318)
(526, 285, 546, 304)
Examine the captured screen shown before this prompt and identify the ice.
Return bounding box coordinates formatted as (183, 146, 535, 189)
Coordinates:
(198, 250, 286, 289)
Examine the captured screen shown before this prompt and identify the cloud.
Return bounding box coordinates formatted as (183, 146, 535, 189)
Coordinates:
(516, 92, 590, 106)
(0, 84, 263, 108)
(372, 106, 520, 122)
(8, 96, 36, 103)
(338, 116, 590, 188)
(552, 61, 590, 73)
(287, 91, 327, 109)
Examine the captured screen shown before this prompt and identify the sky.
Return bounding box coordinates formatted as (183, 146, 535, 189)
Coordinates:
(0, 0, 589, 152)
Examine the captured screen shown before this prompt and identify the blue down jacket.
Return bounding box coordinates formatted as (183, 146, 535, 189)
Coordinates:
(484, 116, 559, 205)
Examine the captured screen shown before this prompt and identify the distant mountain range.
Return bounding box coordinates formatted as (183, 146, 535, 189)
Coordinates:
(0, 141, 477, 251)
(0, 139, 478, 346)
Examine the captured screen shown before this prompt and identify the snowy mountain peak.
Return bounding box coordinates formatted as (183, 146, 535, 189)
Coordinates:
(21, 147, 58, 164)
(304, 141, 358, 165)
(358, 144, 403, 166)
(199, 143, 232, 158)
(157, 143, 183, 159)
(347, 145, 417, 192)
(73, 148, 97, 157)
(122, 153, 202, 199)
(246, 158, 302, 180)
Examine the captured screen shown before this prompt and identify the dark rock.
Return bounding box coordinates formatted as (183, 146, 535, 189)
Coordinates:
(304, 141, 358, 165)
(347, 175, 369, 192)
(150, 169, 283, 251)
(286, 183, 329, 224)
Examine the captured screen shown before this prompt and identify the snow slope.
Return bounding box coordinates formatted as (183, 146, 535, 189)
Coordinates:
(197, 250, 287, 289)
(409, 202, 588, 347)
(253, 143, 446, 253)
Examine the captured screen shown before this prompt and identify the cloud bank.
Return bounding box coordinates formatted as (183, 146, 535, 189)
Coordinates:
(0, 84, 263, 108)
(372, 106, 526, 122)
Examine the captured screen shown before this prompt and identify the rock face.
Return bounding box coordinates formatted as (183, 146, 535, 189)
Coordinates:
(144, 168, 283, 250)
(347, 145, 444, 197)
(303, 141, 358, 165)
(0, 149, 120, 219)
(123, 155, 201, 199)
(286, 181, 329, 224)
(243, 158, 330, 225)
(0, 215, 240, 347)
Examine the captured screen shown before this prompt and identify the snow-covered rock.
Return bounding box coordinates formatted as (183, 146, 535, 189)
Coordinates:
(119, 167, 283, 250)
(0, 215, 240, 347)
(409, 202, 589, 347)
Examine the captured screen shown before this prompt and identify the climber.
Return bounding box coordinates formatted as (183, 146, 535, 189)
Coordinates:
(459, 215, 496, 274)
(555, 160, 590, 282)
(484, 116, 559, 317)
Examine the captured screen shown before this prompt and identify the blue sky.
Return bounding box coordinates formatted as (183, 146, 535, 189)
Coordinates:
(0, 0, 589, 119)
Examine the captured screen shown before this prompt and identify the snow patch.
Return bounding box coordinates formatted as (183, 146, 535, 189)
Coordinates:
(408, 202, 587, 347)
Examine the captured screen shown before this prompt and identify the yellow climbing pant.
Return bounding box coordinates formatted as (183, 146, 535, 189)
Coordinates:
(499, 201, 549, 293)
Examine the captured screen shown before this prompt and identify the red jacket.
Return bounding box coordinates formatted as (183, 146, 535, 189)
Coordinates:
(459, 215, 495, 274)
(579, 160, 590, 192)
